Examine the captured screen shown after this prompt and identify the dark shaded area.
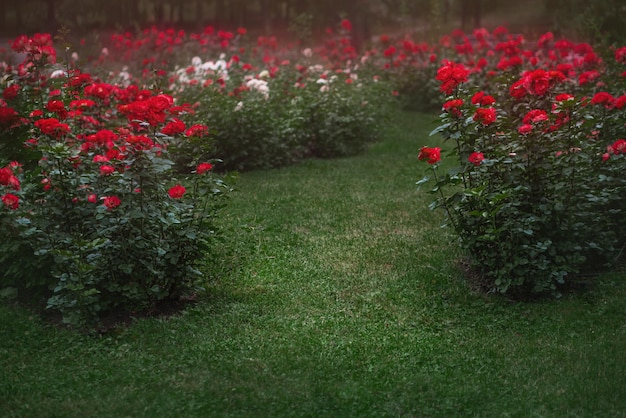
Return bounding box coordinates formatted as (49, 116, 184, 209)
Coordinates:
(0, 1, 623, 47)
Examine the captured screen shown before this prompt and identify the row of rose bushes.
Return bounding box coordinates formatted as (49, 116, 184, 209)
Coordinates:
(418, 30, 626, 296)
(2, 22, 625, 324)
(0, 24, 396, 326)
(0, 34, 233, 326)
(60, 21, 396, 171)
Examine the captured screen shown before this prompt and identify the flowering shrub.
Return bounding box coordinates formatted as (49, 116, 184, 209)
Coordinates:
(418, 30, 626, 296)
(168, 23, 394, 171)
(0, 34, 231, 326)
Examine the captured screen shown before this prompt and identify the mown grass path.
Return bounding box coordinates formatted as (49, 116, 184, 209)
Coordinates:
(2, 112, 626, 417)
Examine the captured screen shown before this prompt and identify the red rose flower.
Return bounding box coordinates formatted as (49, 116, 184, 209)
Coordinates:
(168, 184, 186, 199)
(1, 193, 19, 210)
(0, 167, 12, 186)
(518, 124, 534, 135)
(436, 61, 469, 95)
(473, 107, 497, 125)
(591, 92, 615, 109)
(161, 118, 186, 136)
(468, 152, 485, 166)
(443, 99, 464, 117)
(418, 147, 441, 165)
(102, 195, 121, 210)
(196, 162, 214, 174)
(522, 109, 549, 124)
(2, 85, 20, 101)
(609, 138, 626, 155)
(34, 118, 71, 138)
(0, 107, 19, 126)
(471, 91, 496, 106)
(185, 124, 209, 138)
(99, 165, 115, 176)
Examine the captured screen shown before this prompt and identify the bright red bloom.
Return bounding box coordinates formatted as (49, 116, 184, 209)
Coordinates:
(34, 118, 70, 138)
(87, 193, 97, 203)
(418, 147, 441, 165)
(383, 46, 396, 57)
(46, 99, 67, 119)
(84, 83, 115, 100)
(468, 152, 485, 166)
(0, 167, 12, 186)
(522, 109, 549, 124)
(185, 124, 209, 138)
(0, 107, 19, 126)
(69, 99, 96, 110)
(518, 124, 534, 135)
(471, 91, 496, 106)
(93, 155, 110, 163)
(1, 165, 20, 190)
(473, 107, 496, 125)
(102, 195, 121, 210)
(118, 95, 173, 127)
(168, 184, 186, 199)
(615, 46, 626, 64)
(125, 135, 155, 151)
(196, 162, 214, 174)
(591, 92, 615, 109)
(436, 61, 469, 95)
(99, 165, 115, 176)
(578, 70, 599, 86)
(161, 118, 186, 136)
(1, 193, 19, 210)
(341, 19, 352, 32)
(2, 85, 20, 101)
(555, 93, 574, 102)
(443, 99, 464, 117)
(609, 138, 626, 155)
(614, 95, 626, 110)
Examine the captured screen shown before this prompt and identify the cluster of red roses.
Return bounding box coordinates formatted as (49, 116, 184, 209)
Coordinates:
(0, 32, 222, 215)
(0, 162, 20, 210)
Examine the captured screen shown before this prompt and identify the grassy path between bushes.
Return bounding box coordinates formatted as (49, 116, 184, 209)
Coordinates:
(2, 111, 626, 417)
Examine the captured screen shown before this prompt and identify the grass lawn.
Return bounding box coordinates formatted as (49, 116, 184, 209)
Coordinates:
(2, 111, 626, 417)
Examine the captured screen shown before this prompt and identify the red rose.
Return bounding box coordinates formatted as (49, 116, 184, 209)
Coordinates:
(591, 92, 615, 109)
(102, 195, 121, 210)
(1, 193, 19, 210)
(443, 99, 464, 117)
(468, 152, 485, 166)
(518, 124, 534, 135)
(436, 61, 469, 95)
(471, 91, 496, 106)
(161, 118, 186, 136)
(185, 124, 209, 138)
(99, 165, 115, 176)
(2, 85, 20, 101)
(522, 109, 549, 124)
(418, 147, 441, 165)
(196, 162, 214, 174)
(473, 107, 496, 125)
(168, 184, 186, 199)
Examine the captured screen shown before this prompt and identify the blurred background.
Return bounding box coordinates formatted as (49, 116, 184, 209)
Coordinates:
(0, 0, 625, 43)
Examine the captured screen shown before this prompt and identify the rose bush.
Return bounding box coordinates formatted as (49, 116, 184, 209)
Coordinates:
(0, 34, 231, 326)
(418, 29, 626, 296)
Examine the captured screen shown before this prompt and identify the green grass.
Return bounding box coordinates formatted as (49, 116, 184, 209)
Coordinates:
(2, 111, 626, 417)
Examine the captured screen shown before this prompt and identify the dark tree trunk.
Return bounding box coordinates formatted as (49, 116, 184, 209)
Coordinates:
(473, 0, 482, 28)
(47, 0, 57, 32)
(0, 0, 6, 34)
(461, 0, 482, 29)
